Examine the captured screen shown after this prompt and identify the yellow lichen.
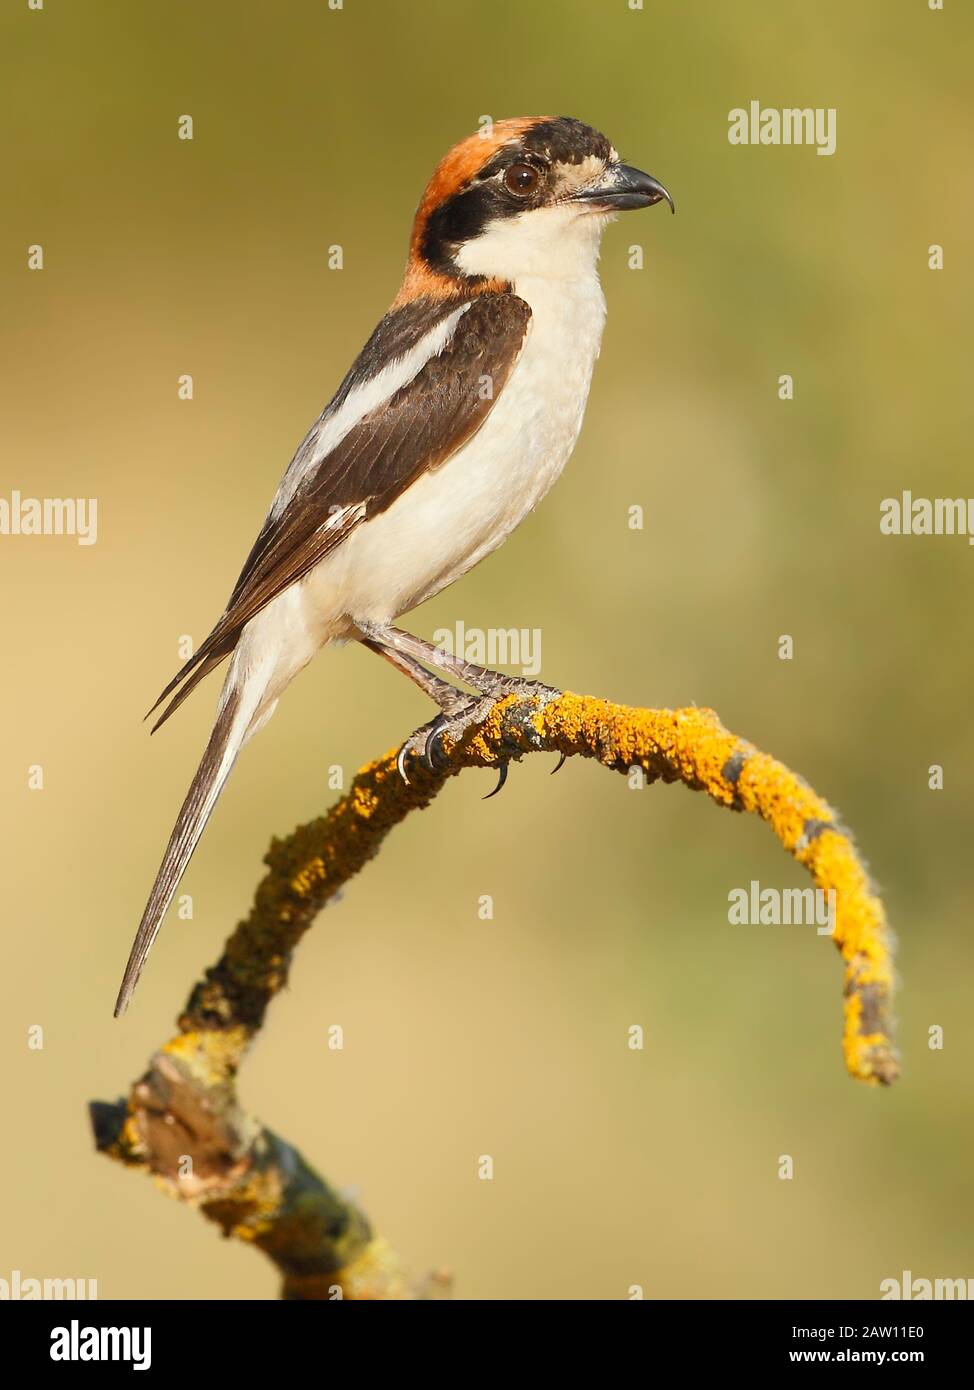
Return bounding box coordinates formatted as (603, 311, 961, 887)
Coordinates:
(97, 685, 898, 1304)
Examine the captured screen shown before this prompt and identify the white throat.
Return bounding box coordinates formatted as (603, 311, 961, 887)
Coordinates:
(454, 203, 612, 285)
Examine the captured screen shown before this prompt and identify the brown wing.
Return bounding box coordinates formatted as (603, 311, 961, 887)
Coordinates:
(148, 291, 532, 730)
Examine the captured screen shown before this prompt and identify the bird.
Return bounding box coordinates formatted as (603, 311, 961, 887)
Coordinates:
(114, 115, 673, 1017)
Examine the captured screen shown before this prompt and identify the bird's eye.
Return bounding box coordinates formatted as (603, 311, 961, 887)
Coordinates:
(504, 162, 541, 197)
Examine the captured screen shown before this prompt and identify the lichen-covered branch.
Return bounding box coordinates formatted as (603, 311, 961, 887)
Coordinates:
(91, 688, 899, 1298)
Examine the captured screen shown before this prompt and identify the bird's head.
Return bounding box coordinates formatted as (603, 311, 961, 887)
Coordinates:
(397, 116, 673, 301)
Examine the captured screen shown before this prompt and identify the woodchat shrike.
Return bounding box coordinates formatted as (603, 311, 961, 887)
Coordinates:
(115, 115, 673, 1015)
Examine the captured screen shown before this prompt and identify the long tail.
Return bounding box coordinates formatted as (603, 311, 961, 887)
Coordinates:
(113, 683, 255, 1017)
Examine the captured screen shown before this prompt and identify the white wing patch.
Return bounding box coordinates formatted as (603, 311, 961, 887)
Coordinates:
(324, 501, 366, 530)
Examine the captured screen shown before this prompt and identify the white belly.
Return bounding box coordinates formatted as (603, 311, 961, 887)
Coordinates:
(305, 271, 607, 635)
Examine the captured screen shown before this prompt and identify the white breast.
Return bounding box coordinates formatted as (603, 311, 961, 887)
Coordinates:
(310, 267, 607, 634)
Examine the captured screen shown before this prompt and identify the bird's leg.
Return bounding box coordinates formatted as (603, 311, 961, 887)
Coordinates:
(359, 638, 473, 783)
(356, 621, 561, 788)
(360, 638, 471, 712)
(357, 621, 556, 701)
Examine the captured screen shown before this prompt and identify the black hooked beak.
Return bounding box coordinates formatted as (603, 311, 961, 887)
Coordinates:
(574, 163, 675, 214)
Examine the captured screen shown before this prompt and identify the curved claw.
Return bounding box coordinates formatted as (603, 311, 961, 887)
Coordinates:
(551, 752, 568, 775)
(397, 744, 411, 785)
(424, 717, 449, 771)
(483, 762, 509, 800)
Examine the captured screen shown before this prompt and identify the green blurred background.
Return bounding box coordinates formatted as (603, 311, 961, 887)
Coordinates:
(2, 0, 971, 1299)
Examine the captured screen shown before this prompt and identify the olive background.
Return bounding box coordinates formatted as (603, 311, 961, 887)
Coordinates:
(1, 0, 971, 1299)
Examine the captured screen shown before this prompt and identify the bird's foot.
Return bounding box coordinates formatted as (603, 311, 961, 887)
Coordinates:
(397, 693, 499, 784)
(479, 678, 566, 780)
(396, 679, 562, 794)
(470, 673, 559, 703)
